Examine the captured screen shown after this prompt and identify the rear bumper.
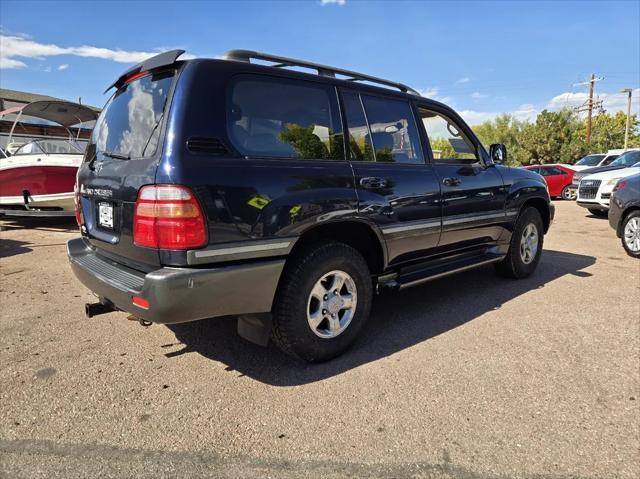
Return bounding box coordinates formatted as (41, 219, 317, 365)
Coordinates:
(67, 238, 285, 324)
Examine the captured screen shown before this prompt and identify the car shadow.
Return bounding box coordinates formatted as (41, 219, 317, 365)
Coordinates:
(0, 216, 77, 232)
(0, 238, 33, 258)
(167, 249, 595, 386)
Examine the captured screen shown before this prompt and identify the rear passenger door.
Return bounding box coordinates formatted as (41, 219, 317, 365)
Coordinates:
(340, 90, 441, 265)
(539, 166, 568, 197)
(416, 105, 507, 250)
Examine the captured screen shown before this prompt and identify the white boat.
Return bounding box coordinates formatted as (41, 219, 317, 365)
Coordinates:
(0, 100, 97, 217)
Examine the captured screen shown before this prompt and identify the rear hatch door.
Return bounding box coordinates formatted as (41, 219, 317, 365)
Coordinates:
(77, 68, 177, 271)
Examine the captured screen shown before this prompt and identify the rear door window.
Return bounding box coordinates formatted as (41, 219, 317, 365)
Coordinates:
(228, 76, 344, 160)
(360, 95, 423, 164)
(92, 70, 174, 159)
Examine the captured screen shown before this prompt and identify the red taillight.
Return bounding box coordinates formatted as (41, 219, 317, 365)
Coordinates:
(74, 183, 83, 227)
(613, 179, 627, 192)
(133, 185, 207, 250)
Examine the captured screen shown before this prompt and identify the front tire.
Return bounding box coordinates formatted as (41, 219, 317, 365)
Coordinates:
(621, 211, 640, 258)
(272, 241, 373, 362)
(495, 207, 544, 279)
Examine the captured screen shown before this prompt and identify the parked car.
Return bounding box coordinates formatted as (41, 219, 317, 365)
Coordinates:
(576, 162, 640, 216)
(68, 49, 554, 362)
(569, 150, 640, 199)
(608, 173, 640, 258)
(522, 164, 576, 200)
(570, 149, 636, 172)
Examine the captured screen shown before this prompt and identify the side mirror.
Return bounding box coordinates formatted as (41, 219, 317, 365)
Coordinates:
(489, 143, 507, 164)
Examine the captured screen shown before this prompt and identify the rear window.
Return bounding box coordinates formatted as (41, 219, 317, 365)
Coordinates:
(228, 76, 344, 160)
(575, 154, 605, 166)
(91, 70, 174, 159)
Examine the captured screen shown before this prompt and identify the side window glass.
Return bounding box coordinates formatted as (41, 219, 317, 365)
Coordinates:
(538, 167, 550, 176)
(228, 76, 344, 160)
(342, 91, 374, 161)
(360, 95, 424, 164)
(418, 108, 478, 163)
(548, 167, 564, 175)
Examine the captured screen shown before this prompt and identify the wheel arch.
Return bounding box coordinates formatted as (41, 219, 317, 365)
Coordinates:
(288, 220, 387, 275)
(618, 205, 640, 237)
(520, 197, 551, 233)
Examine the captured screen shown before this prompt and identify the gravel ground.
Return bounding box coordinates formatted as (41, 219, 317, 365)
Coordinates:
(1, 201, 638, 478)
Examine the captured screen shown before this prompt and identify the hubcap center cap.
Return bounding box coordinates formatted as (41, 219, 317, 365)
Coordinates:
(327, 295, 343, 314)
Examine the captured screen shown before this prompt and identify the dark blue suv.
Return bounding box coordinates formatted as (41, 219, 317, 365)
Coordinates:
(68, 49, 554, 362)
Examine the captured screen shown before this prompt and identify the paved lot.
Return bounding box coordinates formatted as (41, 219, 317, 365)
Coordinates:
(1, 201, 638, 478)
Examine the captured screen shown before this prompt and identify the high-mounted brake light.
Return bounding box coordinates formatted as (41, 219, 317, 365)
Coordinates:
(133, 185, 207, 249)
(123, 70, 151, 85)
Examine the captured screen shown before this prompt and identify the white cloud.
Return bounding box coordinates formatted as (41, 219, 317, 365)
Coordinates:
(547, 88, 640, 115)
(57, 64, 69, 71)
(416, 87, 452, 105)
(0, 34, 172, 69)
(459, 104, 538, 126)
(320, 0, 346, 5)
(43, 66, 51, 73)
(471, 92, 488, 100)
(456, 77, 471, 84)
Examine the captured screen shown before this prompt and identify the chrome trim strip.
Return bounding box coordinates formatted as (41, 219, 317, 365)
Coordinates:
(194, 241, 292, 259)
(382, 220, 441, 235)
(442, 211, 506, 226)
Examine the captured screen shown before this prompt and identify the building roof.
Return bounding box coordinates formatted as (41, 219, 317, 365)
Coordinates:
(0, 88, 100, 112)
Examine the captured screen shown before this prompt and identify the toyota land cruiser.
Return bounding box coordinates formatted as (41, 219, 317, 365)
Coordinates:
(68, 49, 554, 362)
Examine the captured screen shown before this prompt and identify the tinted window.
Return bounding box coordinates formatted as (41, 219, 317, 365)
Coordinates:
(528, 166, 541, 174)
(361, 96, 423, 164)
(575, 154, 605, 166)
(541, 166, 565, 176)
(611, 151, 640, 167)
(229, 77, 343, 160)
(602, 155, 619, 165)
(92, 70, 174, 159)
(418, 108, 477, 163)
(342, 91, 374, 161)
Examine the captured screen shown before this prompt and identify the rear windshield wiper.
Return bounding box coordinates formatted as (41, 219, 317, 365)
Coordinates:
(101, 150, 131, 160)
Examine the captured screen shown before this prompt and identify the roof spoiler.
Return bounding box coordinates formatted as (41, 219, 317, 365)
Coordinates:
(104, 49, 186, 93)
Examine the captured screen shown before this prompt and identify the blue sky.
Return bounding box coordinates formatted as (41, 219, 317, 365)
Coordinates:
(1, 0, 638, 124)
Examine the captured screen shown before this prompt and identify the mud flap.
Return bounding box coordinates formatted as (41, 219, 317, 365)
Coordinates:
(237, 313, 272, 347)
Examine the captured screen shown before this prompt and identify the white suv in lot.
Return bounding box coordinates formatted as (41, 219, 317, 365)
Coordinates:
(577, 162, 640, 216)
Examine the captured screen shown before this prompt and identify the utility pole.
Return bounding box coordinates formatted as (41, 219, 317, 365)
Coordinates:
(574, 74, 604, 146)
(620, 88, 633, 151)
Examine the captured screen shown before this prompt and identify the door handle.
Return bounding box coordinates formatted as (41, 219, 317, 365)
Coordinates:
(360, 177, 388, 189)
(443, 177, 462, 187)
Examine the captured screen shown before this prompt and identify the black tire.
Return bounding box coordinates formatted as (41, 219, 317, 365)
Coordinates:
(495, 207, 544, 279)
(561, 185, 574, 201)
(621, 211, 640, 259)
(588, 208, 608, 217)
(271, 241, 373, 362)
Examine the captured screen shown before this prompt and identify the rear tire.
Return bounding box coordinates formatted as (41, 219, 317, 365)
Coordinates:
(271, 241, 373, 362)
(621, 211, 640, 259)
(561, 185, 574, 200)
(588, 208, 607, 217)
(495, 207, 544, 279)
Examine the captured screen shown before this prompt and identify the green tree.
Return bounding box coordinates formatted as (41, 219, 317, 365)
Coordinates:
(588, 111, 640, 152)
(472, 113, 529, 166)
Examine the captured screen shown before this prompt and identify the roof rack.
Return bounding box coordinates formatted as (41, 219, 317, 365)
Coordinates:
(222, 49, 420, 96)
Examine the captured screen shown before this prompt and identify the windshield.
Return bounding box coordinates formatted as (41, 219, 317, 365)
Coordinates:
(610, 151, 640, 167)
(14, 139, 85, 155)
(91, 69, 174, 159)
(575, 154, 605, 166)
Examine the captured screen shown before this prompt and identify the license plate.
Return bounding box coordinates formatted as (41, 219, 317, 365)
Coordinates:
(98, 202, 114, 229)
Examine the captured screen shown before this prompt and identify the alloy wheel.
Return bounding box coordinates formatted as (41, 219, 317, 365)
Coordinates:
(519, 223, 539, 264)
(624, 217, 640, 253)
(307, 270, 357, 339)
